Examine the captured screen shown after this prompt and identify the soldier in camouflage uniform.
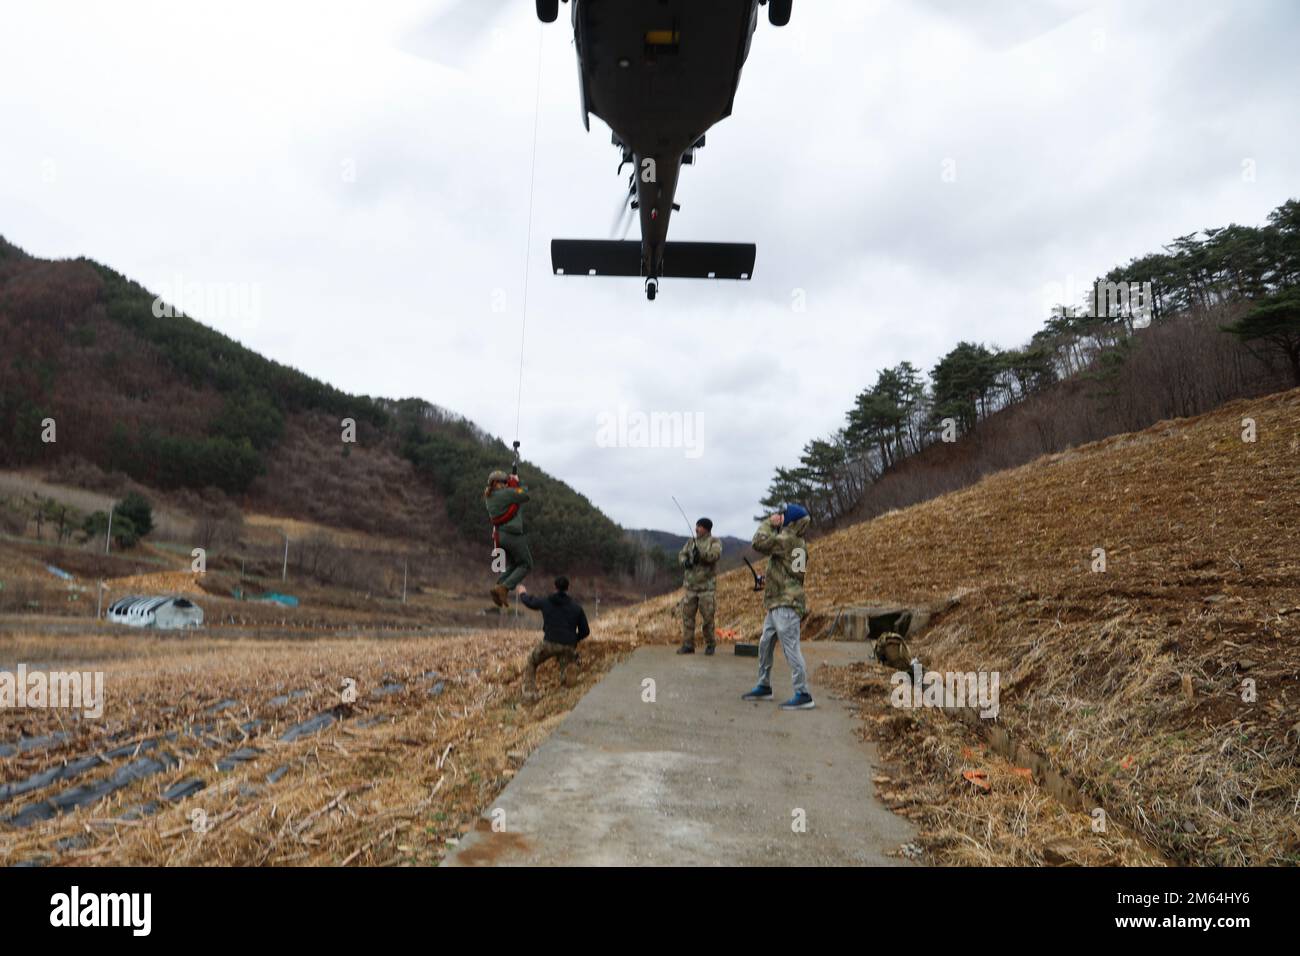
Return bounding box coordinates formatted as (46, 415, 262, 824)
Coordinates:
(484, 468, 533, 608)
(677, 517, 723, 655)
(742, 503, 815, 710)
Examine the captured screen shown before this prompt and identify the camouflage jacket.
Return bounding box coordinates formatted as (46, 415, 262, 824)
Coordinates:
(678, 534, 722, 591)
(752, 516, 810, 615)
(485, 483, 529, 536)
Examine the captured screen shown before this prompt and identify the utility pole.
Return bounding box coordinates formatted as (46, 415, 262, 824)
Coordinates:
(281, 533, 288, 582)
(104, 506, 113, 555)
(402, 560, 408, 605)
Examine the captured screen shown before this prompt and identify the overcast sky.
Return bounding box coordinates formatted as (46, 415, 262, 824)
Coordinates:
(2, 0, 1297, 535)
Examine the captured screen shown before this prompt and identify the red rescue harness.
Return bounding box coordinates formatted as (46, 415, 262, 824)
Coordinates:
(489, 503, 520, 548)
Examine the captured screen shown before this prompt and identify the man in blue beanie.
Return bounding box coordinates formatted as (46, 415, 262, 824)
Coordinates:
(742, 503, 814, 710)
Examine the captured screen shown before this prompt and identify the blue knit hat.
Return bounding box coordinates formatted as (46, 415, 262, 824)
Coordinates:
(782, 503, 809, 525)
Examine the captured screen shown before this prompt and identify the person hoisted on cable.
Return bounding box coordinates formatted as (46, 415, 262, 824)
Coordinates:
(484, 449, 534, 608)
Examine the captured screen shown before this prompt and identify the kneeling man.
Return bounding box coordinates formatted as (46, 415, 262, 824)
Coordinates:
(519, 577, 590, 700)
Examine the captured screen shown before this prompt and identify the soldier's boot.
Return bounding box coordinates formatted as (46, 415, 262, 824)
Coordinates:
(704, 643, 716, 656)
(681, 624, 702, 655)
(490, 585, 509, 608)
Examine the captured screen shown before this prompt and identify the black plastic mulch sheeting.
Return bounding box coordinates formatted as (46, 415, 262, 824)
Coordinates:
(4, 678, 424, 847)
(266, 689, 310, 707)
(216, 747, 264, 772)
(278, 710, 338, 742)
(161, 777, 205, 802)
(0, 732, 69, 758)
(0, 738, 167, 805)
(4, 751, 181, 828)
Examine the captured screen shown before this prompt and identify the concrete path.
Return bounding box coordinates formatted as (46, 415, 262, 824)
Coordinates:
(445, 642, 915, 866)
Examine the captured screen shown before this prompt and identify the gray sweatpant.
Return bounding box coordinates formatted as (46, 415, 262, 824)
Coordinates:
(757, 606, 808, 696)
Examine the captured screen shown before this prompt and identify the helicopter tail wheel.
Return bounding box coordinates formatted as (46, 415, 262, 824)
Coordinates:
(536, 0, 559, 23)
(645, 277, 658, 301)
(767, 0, 792, 27)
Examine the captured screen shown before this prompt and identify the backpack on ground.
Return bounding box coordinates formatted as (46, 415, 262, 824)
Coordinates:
(874, 632, 913, 671)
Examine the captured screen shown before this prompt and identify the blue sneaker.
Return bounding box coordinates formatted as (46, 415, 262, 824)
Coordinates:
(780, 692, 815, 710)
(741, 684, 773, 701)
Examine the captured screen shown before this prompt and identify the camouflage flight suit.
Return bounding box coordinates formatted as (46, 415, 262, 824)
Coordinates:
(524, 641, 578, 693)
(752, 516, 811, 695)
(485, 480, 533, 589)
(679, 534, 723, 650)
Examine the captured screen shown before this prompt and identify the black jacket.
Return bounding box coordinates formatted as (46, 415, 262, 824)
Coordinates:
(520, 591, 590, 646)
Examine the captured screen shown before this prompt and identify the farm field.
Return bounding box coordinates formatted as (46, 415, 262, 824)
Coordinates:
(0, 626, 631, 866)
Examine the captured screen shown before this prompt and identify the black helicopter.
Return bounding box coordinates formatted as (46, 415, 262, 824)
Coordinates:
(538, 0, 791, 300)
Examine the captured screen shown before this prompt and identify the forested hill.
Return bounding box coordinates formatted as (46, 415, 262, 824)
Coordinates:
(764, 198, 1300, 527)
(0, 237, 636, 574)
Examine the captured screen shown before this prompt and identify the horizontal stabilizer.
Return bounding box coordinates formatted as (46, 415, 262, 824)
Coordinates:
(551, 239, 641, 277)
(551, 240, 755, 280)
